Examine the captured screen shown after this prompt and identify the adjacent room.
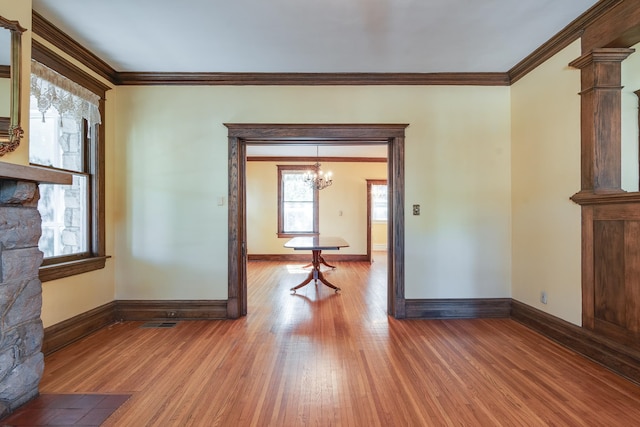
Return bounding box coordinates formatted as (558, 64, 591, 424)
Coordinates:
(1, 0, 640, 425)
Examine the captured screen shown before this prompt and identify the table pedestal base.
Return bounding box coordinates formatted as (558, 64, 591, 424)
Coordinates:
(290, 249, 341, 293)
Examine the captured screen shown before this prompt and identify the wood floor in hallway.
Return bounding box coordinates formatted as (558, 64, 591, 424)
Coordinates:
(37, 255, 640, 426)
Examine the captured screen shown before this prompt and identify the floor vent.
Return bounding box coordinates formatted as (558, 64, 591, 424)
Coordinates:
(140, 321, 179, 328)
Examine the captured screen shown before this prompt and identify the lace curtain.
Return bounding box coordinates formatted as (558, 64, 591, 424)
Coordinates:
(31, 60, 102, 127)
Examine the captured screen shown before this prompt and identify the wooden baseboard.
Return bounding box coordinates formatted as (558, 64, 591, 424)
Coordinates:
(116, 300, 227, 321)
(511, 300, 640, 385)
(405, 298, 512, 319)
(248, 254, 369, 262)
(43, 300, 227, 355)
(42, 301, 116, 356)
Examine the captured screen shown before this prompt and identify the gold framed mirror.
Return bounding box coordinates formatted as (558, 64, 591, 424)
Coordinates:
(0, 16, 25, 156)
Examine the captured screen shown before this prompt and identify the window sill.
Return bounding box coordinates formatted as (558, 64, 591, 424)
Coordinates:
(39, 256, 109, 282)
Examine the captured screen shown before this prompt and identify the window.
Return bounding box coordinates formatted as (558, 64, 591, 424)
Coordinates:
(29, 47, 108, 282)
(277, 165, 319, 237)
(371, 184, 388, 222)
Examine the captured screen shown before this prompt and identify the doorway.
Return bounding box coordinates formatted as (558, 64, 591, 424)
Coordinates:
(367, 179, 388, 263)
(226, 123, 407, 319)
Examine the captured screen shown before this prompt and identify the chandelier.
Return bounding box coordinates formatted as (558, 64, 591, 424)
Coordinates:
(304, 147, 333, 190)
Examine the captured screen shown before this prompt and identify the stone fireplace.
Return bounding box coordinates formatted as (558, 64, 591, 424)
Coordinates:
(0, 162, 70, 418)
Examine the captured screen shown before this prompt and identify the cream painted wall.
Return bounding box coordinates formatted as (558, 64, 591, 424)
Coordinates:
(114, 85, 512, 301)
(372, 222, 387, 249)
(0, 0, 31, 164)
(622, 42, 640, 192)
(246, 161, 386, 255)
(511, 40, 582, 325)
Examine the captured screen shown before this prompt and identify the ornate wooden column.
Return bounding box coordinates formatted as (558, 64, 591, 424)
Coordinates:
(570, 48, 640, 335)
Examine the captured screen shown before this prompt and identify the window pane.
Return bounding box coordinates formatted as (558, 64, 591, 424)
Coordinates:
(283, 172, 313, 201)
(283, 202, 314, 232)
(38, 174, 88, 257)
(372, 184, 388, 221)
(29, 95, 84, 172)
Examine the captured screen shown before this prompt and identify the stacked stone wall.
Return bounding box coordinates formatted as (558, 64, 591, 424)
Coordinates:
(0, 179, 44, 418)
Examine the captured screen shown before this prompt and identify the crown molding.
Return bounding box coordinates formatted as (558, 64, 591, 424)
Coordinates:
(32, 0, 619, 87)
(508, 0, 621, 84)
(116, 71, 510, 86)
(32, 11, 118, 84)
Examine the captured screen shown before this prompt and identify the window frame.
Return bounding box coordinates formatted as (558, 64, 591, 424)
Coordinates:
(277, 165, 319, 238)
(31, 42, 110, 282)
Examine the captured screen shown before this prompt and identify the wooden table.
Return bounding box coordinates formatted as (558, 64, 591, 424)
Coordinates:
(284, 236, 349, 293)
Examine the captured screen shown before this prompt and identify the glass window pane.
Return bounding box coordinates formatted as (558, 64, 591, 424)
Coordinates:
(283, 172, 313, 202)
(38, 174, 88, 258)
(29, 95, 84, 172)
(283, 202, 314, 232)
(372, 185, 388, 221)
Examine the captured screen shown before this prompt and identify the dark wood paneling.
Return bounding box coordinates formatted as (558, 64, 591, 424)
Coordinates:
(625, 221, 640, 333)
(405, 298, 511, 319)
(512, 299, 640, 385)
(116, 300, 227, 321)
(594, 220, 625, 326)
(0, 65, 9, 78)
(42, 302, 116, 355)
(117, 72, 510, 86)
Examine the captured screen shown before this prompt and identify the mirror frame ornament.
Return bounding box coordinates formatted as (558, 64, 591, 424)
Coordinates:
(0, 16, 26, 156)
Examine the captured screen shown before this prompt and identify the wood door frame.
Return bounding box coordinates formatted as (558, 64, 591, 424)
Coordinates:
(226, 123, 407, 319)
(366, 179, 388, 263)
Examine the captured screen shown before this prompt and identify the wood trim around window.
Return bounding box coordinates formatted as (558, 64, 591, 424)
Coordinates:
(31, 43, 109, 282)
(276, 165, 319, 237)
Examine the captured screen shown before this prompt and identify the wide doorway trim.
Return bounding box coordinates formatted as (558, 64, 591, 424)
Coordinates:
(226, 123, 407, 319)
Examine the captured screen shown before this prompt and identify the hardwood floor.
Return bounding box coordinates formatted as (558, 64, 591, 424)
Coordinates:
(34, 254, 640, 426)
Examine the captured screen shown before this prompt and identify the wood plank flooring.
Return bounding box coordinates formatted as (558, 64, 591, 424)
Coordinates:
(34, 254, 640, 426)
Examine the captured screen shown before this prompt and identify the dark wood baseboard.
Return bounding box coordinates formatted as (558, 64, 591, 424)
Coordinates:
(116, 300, 228, 321)
(248, 254, 369, 262)
(511, 300, 640, 385)
(405, 298, 512, 319)
(42, 301, 116, 356)
(43, 300, 227, 355)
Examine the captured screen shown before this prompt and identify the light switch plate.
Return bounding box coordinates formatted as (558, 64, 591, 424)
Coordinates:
(413, 204, 420, 215)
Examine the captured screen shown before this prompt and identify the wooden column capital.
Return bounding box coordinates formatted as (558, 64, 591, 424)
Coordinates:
(569, 48, 635, 193)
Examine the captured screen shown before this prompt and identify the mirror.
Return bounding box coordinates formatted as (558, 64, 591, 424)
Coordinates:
(0, 16, 25, 156)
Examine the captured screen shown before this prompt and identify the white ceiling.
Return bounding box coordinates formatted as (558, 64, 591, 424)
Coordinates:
(31, 0, 598, 74)
(29, 0, 599, 159)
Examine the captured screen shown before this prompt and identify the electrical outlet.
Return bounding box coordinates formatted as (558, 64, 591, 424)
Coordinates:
(413, 204, 420, 215)
(540, 291, 548, 305)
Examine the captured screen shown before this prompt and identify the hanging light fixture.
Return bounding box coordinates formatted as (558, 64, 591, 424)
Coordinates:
(304, 146, 333, 190)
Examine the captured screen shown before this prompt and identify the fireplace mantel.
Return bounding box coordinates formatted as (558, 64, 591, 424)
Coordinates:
(0, 161, 71, 184)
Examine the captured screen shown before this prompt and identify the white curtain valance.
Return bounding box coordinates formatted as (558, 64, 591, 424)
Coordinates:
(30, 60, 102, 127)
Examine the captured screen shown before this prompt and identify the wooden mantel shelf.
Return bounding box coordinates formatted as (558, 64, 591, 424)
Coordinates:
(0, 161, 71, 184)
